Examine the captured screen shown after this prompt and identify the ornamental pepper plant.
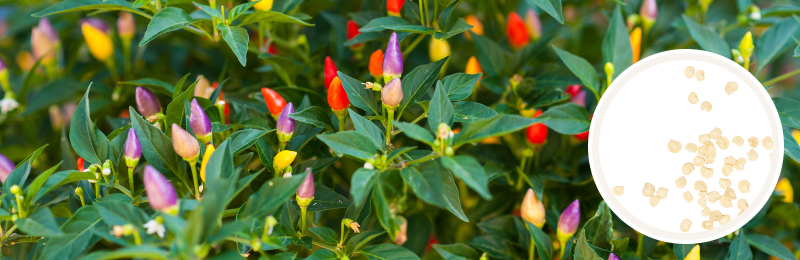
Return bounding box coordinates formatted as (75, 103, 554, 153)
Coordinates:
(0, 0, 799, 259)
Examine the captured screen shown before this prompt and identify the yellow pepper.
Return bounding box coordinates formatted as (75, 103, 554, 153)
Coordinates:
(739, 31, 754, 69)
(630, 27, 642, 64)
(775, 178, 793, 203)
(200, 144, 215, 183)
(428, 38, 450, 63)
(274, 150, 297, 169)
(253, 0, 273, 11)
(684, 245, 700, 260)
(81, 23, 113, 62)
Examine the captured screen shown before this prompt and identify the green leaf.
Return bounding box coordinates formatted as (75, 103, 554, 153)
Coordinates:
(525, 221, 554, 260)
(774, 98, 800, 129)
(383, 24, 436, 34)
(401, 162, 468, 222)
(345, 32, 385, 46)
(601, 6, 633, 79)
(526, 0, 564, 24)
(351, 168, 379, 208)
(33, 170, 95, 203)
(117, 78, 175, 95)
(229, 129, 271, 155)
(295, 183, 352, 212)
(428, 83, 455, 131)
(347, 231, 386, 254)
(509, 34, 556, 73)
(23, 163, 61, 205)
(256, 136, 276, 170)
(359, 243, 421, 260)
(164, 83, 196, 138)
(441, 73, 481, 101)
(453, 101, 497, 123)
(398, 57, 449, 116)
(77, 246, 170, 260)
(193, 2, 222, 20)
(682, 15, 732, 59)
(471, 32, 507, 77)
(360, 16, 408, 32)
(537, 103, 590, 134)
(309, 227, 339, 245)
(129, 108, 190, 189)
(349, 109, 385, 150)
(18, 144, 48, 169)
(454, 114, 535, 145)
(70, 86, 112, 165)
(782, 128, 800, 164)
(552, 46, 600, 99)
(725, 230, 753, 260)
(240, 171, 309, 220)
(338, 72, 381, 115)
(572, 230, 601, 260)
(441, 156, 491, 200)
(239, 10, 314, 27)
(217, 24, 249, 66)
(140, 7, 194, 46)
(434, 18, 473, 40)
(228, 1, 260, 21)
(95, 200, 148, 226)
(33, 0, 144, 17)
(393, 121, 435, 145)
(15, 207, 63, 237)
(673, 244, 697, 260)
(432, 243, 479, 260)
(290, 106, 334, 130)
(305, 249, 338, 260)
(317, 131, 380, 161)
(746, 234, 795, 260)
(755, 15, 800, 74)
(583, 201, 613, 248)
(39, 206, 103, 260)
(203, 139, 234, 185)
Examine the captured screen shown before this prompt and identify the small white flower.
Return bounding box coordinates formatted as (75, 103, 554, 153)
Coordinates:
(102, 168, 111, 176)
(282, 172, 293, 178)
(143, 219, 166, 238)
(199, 184, 204, 192)
(364, 162, 374, 170)
(449, 131, 454, 139)
(0, 97, 19, 114)
(83, 168, 91, 172)
(750, 11, 761, 20)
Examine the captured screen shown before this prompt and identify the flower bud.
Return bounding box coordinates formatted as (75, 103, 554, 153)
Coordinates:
(506, 12, 529, 50)
(557, 199, 580, 242)
(117, 11, 135, 40)
(437, 123, 452, 140)
(630, 27, 642, 64)
(274, 150, 297, 170)
(343, 218, 361, 233)
(0, 153, 13, 183)
(347, 20, 363, 49)
(428, 38, 450, 63)
(604, 62, 615, 79)
(748, 5, 761, 21)
(775, 177, 793, 203)
(387, 0, 404, 17)
(464, 15, 483, 40)
(200, 144, 215, 183)
(277, 102, 295, 143)
(190, 99, 212, 145)
(369, 50, 384, 79)
(570, 90, 586, 107)
(260, 87, 287, 116)
(639, 0, 657, 29)
(124, 130, 141, 168)
(0, 93, 19, 114)
(171, 124, 200, 162)
(32, 18, 59, 64)
(143, 165, 178, 214)
(136, 87, 162, 119)
(525, 9, 542, 41)
(10, 185, 20, 195)
(526, 110, 548, 145)
(520, 188, 545, 228)
(253, 0, 273, 11)
(739, 31, 754, 61)
(609, 253, 620, 260)
(381, 78, 403, 108)
(296, 168, 315, 207)
(324, 56, 338, 90)
(328, 77, 350, 111)
(383, 33, 403, 83)
(80, 19, 113, 61)
(626, 14, 640, 31)
(102, 160, 112, 176)
(194, 75, 213, 99)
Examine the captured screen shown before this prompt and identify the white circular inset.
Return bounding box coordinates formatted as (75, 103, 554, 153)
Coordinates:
(588, 50, 783, 244)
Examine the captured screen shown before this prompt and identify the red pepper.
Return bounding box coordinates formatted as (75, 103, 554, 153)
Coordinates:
(212, 82, 231, 124)
(565, 85, 581, 96)
(369, 50, 384, 79)
(526, 110, 548, 144)
(387, 0, 404, 16)
(506, 12, 530, 49)
(77, 157, 85, 171)
(574, 115, 593, 141)
(261, 87, 287, 116)
(327, 77, 349, 111)
(324, 56, 338, 89)
(347, 20, 363, 49)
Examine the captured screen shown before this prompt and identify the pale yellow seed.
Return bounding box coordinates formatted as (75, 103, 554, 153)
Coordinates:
(703, 141, 716, 155)
(748, 136, 759, 148)
(697, 191, 708, 197)
(698, 196, 707, 208)
(649, 196, 660, 207)
(720, 197, 733, 208)
(732, 136, 744, 146)
(656, 187, 668, 199)
(706, 153, 716, 164)
(719, 178, 731, 189)
(699, 134, 711, 143)
(702, 220, 713, 230)
(683, 191, 693, 203)
(710, 210, 722, 222)
(735, 158, 746, 171)
(682, 163, 696, 175)
(685, 66, 695, 78)
(763, 136, 773, 150)
(710, 127, 722, 140)
(708, 191, 720, 203)
(738, 180, 750, 193)
(686, 143, 698, 153)
(700, 166, 714, 179)
(693, 156, 705, 167)
(725, 81, 738, 95)
(701, 101, 712, 111)
(701, 206, 711, 216)
(724, 188, 737, 200)
(698, 146, 707, 157)
(716, 136, 729, 150)
(643, 183, 655, 197)
(668, 139, 682, 153)
(722, 164, 733, 176)
(613, 186, 624, 196)
(694, 180, 707, 192)
(681, 219, 692, 232)
(719, 215, 731, 225)
(738, 199, 749, 211)
(696, 70, 705, 82)
(724, 155, 736, 165)
(676, 176, 688, 188)
(688, 92, 699, 104)
(747, 149, 758, 161)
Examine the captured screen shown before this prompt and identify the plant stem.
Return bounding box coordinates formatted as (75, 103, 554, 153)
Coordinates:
(402, 34, 426, 57)
(14, 195, 26, 218)
(127, 167, 135, 199)
(300, 206, 308, 236)
(132, 228, 143, 245)
(338, 115, 346, 132)
(636, 231, 644, 257)
(418, 0, 425, 26)
(529, 239, 536, 260)
(122, 40, 131, 78)
(762, 67, 800, 87)
(559, 244, 566, 259)
(155, 0, 162, 11)
(189, 161, 200, 199)
(402, 152, 440, 167)
(95, 182, 100, 198)
(0, 225, 17, 243)
(386, 109, 395, 146)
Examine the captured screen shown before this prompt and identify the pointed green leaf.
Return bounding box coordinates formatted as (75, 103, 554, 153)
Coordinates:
(682, 15, 732, 59)
(725, 230, 753, 260)
(129, 107, 190, 188)
(471, 32, 507, 77)
(526, 221, 554, 260)
(432, 243, 479, 260)
(15, 207, 63, 237)
(453, 101, 498, 123)
(290, 106, 334, 131)
(117, 78, 175, 95)
(573, 230, 601, 260)
(239, 10, 314, 27)
(309, 227, 339, 245)
(746, 234, 795, 260)
(140, 7, 194, 46)
(441, 73, 481, 101)
(454, 114, 535, 145)
(441, 156, 491, 200)
(349, 109, 385, 151)
(552, 46, 600, 99)
(338, 72, 381, 115)
(537, 103, 590, 134)
(359, 243, 421, 260)
(351, 168, 379, 208)
(217, 24, 249, 66)
(601, 6, 633, 79)
(401, 162, 468, 222)
(70, 86, 112, 165)
(33, 0, 145, 17)
(398, 57, 449, 116)
(393, 121, 435, 145)
(360, 16, 408, 32)
(434, 18, 473, 40)
(756, 15, 800, 74)
(428, 83, 455, 131)
(317, 131, 380, 161)
(526, 0, 564, 24)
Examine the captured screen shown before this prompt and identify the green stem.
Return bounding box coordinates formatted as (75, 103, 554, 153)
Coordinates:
(529, 238, 536, 260)
(402, 34, 426, 57)
(189, 161, 200, 199)
(122, 40, 131, 79)
(559, 244, 566, 259)
(743, 58, 750, 72)
(338, 115, 346, 132)
(132, 228, 142, 245)
(95, 182, 100, 199)
(0, 225, 17, 243)
(338, 220, 346, 246)
(392, 111, 428, 137)
(401, 152, 441, 167)
(14, 195, 26, 218)
(261, 215, 271, 241)
(386, 109, 395, 146)
(423, 0, 430, 27)
(300, 206, 308, 236)
(155, 0, 162, 11)
(418, 0, 425, 26)
(127, 167, 135, 199)
(78, 191, 86, 207)
(761, 67, 800, 87)
(636, 231, 644, 257)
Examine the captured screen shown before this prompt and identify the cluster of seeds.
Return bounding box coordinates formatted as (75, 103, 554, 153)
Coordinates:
(685, 66, 716, 111)
(640, 182, 669, 207)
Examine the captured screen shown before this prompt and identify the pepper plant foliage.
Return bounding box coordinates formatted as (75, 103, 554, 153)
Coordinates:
(2, 0, 800, 259)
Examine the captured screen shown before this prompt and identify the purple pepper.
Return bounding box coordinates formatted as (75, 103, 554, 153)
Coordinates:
(557, 199, 580, 242)
(135, 87, 162, 119)
(171, 124, 200, 162)
(608, 253, 620, 260)
(296, 168, 315, 207)
(124, 129, 142, 167)
(276, 102, 295, 143)
(570, 90, 586, 108)
(0, 56, 6, 71)
(143, 165, 178, 214)
(189, 99, 212, 145)
(382, 32, 403, 83)
(37, 18, 59, 42)
(381, 78, 403, 107)
(0, 153, 15, 183)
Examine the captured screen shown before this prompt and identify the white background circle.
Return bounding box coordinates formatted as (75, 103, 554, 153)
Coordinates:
(588, 50, 783, 244)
